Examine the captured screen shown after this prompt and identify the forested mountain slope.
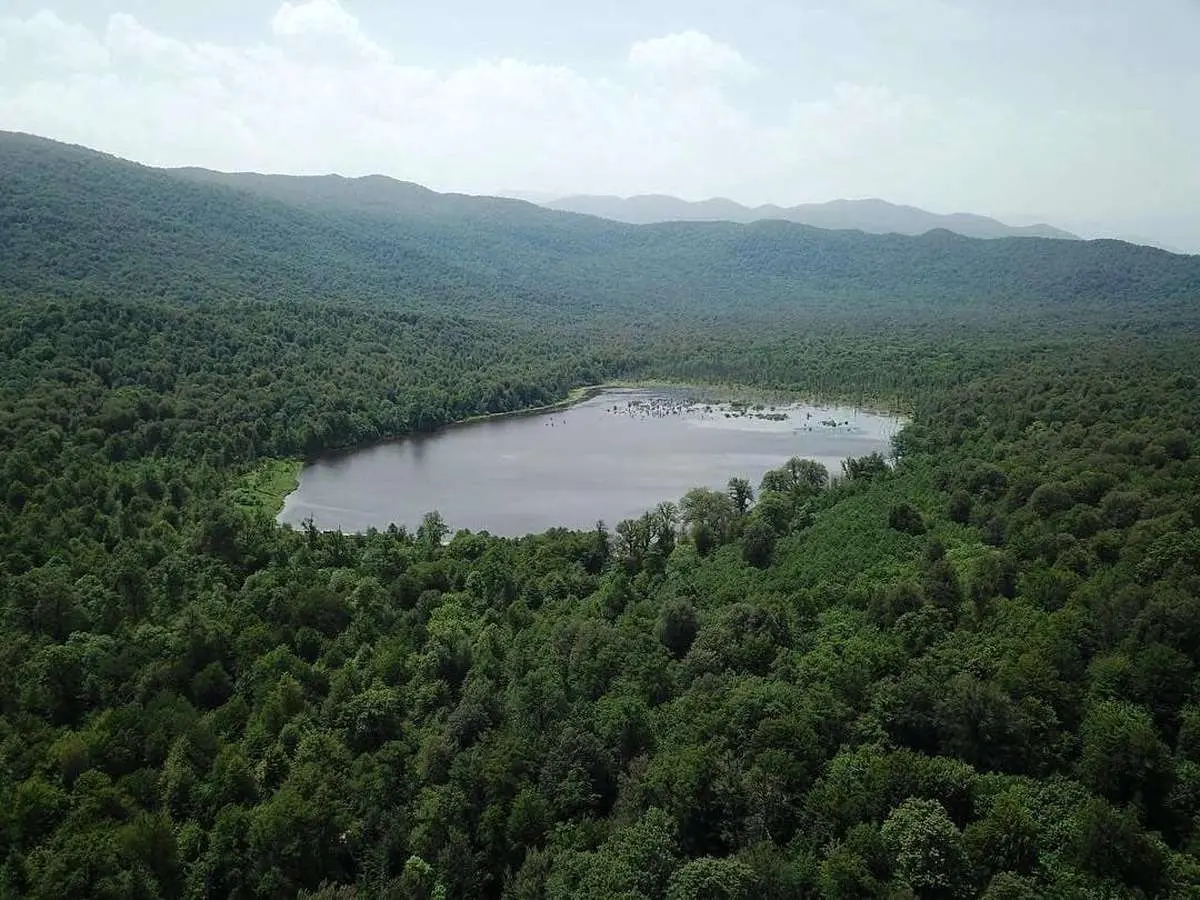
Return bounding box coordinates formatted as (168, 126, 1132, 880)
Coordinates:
(4, 132, 1198, 329)
(3, 131, 1200, 899)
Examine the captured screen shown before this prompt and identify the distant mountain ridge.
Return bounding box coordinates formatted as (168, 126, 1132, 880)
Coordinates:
(543, 194, 1078, 240)
(5, 130, 1197, 338)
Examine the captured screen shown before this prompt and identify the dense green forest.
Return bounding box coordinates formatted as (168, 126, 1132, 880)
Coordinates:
(3, 133, 1200, 899)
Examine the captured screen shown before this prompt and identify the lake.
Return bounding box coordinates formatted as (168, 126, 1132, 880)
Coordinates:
(278, 387, 903, 536)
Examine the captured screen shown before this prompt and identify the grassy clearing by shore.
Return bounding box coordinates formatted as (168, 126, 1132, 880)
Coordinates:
(230, 458, 303, 517)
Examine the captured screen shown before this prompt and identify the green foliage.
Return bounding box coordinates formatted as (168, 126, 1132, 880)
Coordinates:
(818, 823, 895, 898)
(1077, 700, 1173, 807)
(888, 502, 927, 535)
(881, 798, 971, 898)
(979, 872, 1039, 899)
(964, 790, 1040, 879)
(1070, 798, 1168, 894)
(741, 518, 777, 568)
(658, 600, 700, 660)
(665, 856, 754, 900)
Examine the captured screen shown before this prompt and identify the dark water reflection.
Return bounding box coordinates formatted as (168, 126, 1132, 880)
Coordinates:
(279, 388, 903, 536)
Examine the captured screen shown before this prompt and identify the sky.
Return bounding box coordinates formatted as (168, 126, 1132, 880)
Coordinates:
(1, 0, 1197, 251)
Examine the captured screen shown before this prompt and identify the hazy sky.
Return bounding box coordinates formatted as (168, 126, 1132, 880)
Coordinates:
(2, 0, 1197, 250)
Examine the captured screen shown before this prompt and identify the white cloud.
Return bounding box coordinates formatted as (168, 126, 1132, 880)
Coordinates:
(0, 8, 844, 192)
(105, 13, 207, 75)
(0, 7, 898, 195)
(627, 30, 758, 81)
(0, 9, 111, 71)
(271, 0, 385, 62)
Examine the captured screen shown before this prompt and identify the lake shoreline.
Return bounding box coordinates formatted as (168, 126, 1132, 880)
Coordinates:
(286, 379, 906, 472)
(277, 384, 904, 535)
(415, 378, 907, 436)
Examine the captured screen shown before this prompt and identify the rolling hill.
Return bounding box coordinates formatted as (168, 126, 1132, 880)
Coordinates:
(2, 131, 1196, 332)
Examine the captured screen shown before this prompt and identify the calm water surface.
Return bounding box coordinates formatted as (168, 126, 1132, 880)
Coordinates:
(279, 388, 902, 536)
